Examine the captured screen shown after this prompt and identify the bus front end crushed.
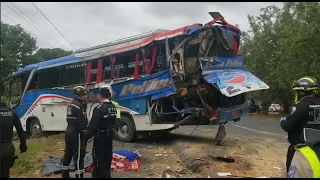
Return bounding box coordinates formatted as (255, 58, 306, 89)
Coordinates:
(150, 12, 270, 144)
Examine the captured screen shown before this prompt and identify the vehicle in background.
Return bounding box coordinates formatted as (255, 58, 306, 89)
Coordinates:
(268, 103, 281, 113)
(6, 12, 269, 143)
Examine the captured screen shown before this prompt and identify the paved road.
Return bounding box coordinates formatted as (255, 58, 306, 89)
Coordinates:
(171, 115, 287, 140)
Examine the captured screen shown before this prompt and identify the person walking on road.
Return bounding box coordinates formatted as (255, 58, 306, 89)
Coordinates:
(0, 101, 27, 178)
(280, 76, 320, 173)
(61, 86, 88, 178)
(86, 87, 118, 178)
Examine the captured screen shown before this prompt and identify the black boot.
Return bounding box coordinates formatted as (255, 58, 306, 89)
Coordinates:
(106, 171, 111, 178)
(61, 170, 70, 178)
(75, 173, 84, 178)
(92, 168, 97, 178)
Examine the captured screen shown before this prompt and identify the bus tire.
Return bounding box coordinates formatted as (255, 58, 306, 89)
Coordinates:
(28, 119, 43, 137)
(117, 115, 136, 143)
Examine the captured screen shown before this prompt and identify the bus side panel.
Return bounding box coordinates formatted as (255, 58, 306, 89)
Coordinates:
(118, 98, 147, 114)
(111, 70, 175, 102)
(132, 114, 175, 131)
(17, 89, 73, 131)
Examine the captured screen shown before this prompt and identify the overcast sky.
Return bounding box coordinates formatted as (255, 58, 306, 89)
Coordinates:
(1, 2, 282, 51)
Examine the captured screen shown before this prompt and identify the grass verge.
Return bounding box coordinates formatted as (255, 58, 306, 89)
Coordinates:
(11, 134, 65, 178)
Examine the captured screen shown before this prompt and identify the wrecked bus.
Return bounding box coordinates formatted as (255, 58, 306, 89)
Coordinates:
(6, 12, 269, 143)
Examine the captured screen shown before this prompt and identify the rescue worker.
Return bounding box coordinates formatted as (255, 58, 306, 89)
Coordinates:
(288, 128, 320, 178)
(0, 101, 27, 178)
(105, 84, 121, 122)
(280, 76, 320, 173)
(61, 86, 88, 178)
(86, 86, 118, 178)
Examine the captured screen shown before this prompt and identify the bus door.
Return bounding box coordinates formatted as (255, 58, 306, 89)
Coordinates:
(19, 69, 36, 113)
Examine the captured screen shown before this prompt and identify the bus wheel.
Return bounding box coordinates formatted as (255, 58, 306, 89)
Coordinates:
(117, 115, 136, 143)
(28, 119, 43, 137)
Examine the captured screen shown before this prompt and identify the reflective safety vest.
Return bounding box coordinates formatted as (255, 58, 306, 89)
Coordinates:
(288, 144, 320, 178)
(111, 100, 121, 119)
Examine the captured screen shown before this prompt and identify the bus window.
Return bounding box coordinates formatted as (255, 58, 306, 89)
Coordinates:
(38, 67, 61, 89)
(114, 50, 141, 78)
(60, 62, 86, 86)
(10, 71, 31, 95)
(102, 56, 112, 80)
(9, 75, 23, 106)
(144, 41, 166, 74)
(153, 42, 166, 73)
(89, 59, 98, 83)
(27, 73, 39, 91)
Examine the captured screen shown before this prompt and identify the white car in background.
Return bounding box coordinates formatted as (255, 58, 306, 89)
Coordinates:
(268, 104, 281, 112)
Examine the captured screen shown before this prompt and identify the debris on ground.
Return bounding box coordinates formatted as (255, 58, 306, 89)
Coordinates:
(41, 150, 140, 176)
(217, 172, 232, 177)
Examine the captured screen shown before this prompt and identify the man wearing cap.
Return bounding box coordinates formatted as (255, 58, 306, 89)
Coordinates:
(61, 86, 88, 178)
(86, 86, 117, 178)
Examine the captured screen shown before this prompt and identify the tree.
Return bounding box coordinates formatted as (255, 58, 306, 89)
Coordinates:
(33, 48, 73, 62)
(241, 2, 320, 114)
(0, 21, 72, 99)
(1, 21, 38, 67)
(0, 21, 38, 98)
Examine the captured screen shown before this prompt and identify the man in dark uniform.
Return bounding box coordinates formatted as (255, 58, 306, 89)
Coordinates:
(0, 101, 27, 178)
(61, 86, 88, 178)
(280, 76, 320, 173)
(86, 87, 117, 178)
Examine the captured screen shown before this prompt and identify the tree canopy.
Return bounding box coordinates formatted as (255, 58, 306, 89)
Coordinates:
(241, 2, 320, 113)
(33, 48, 73, 62)
(0, 21, 72, 99)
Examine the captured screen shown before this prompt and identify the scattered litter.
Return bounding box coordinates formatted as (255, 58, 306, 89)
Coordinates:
(134, 150, 142, 157)
(176, 169, 186, 174)
(273, 166, 282, 170)
(196, 157, 206, 161)
(41, 150, 140, 176)
(217, 172, 232, 177)
(155, 154, 163, 157)
(162, 170, 176, 178)
(34, 169, 40, 176)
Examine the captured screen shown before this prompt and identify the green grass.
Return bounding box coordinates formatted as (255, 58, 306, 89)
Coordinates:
(11, 134, 65, 178)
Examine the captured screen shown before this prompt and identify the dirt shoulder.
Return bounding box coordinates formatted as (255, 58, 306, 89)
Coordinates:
(10, 131, 288, 178)
(172, 133, 288, 178)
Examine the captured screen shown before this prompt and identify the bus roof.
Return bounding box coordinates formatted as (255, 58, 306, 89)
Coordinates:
(12, 55, 80, 77)
(11, 23, 204, 77)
